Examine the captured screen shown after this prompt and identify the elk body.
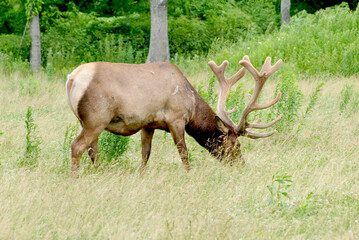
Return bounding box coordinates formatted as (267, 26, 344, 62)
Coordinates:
(66, 56, 283, 173)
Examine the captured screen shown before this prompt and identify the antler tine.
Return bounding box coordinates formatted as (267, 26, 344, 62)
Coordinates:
(247, 114, 283, 129)
(235, 56, 283, 138)
(208, 58, 247, 128)
(245, 130, 277, 139)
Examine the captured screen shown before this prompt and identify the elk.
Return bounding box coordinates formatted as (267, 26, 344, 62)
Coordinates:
(66, 55, 282, 173)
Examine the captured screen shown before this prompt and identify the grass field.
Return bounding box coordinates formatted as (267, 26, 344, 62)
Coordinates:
(1, 66, 359, 239)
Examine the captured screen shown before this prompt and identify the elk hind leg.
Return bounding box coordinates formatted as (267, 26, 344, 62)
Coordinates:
(140, 128, 154, 172)
(71, 127, 103, 174)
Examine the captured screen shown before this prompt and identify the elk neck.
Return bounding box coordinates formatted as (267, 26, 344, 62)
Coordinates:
(185, 90, 224, 153)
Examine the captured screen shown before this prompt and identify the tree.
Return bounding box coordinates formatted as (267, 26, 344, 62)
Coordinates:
(30, 14, 41, 72)
(22, 0, 42, 72)
(146, 0, 169, 63)
(281, 0, 291, 25)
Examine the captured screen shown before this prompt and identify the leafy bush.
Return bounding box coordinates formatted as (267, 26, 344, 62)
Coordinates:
(98, 131, 130, 164)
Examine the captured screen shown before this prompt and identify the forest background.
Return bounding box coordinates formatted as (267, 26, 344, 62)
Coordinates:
(1, 0, 358, 74)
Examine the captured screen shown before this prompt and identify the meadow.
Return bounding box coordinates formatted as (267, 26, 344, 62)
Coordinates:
(1, 3, 359, 239)
(1, 58, 359, 239)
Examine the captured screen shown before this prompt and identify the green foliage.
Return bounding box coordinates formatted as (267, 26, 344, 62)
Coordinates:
(98, 131, 130, 164)
(209, 3, 359, 77)
(19, 106, 41, 168)
(42, 10, 148, 69)
(238, 0, 280, 33)
(271, 71, 304, 132)
(0, 0, 27, 34)
(291, 0, 359, 14)
(339, 84, 359, 112)
(0, 53, 31, 75)
(267, 169, 293, 207)
(25, 0, 43, 19)
(0, 34, 30, 60)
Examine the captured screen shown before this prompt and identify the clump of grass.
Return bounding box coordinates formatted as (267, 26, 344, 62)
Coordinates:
(18, 106, 41, 168)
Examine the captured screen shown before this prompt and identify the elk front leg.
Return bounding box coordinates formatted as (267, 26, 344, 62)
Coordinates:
(168, 121, 190, 170)
(141, 128, 154, 172)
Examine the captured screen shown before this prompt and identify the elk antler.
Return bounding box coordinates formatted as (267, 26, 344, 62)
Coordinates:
(208, 56, 283, 139)
(208, 56, 248, 128)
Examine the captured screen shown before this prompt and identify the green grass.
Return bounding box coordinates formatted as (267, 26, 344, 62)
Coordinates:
(1, 67, 359, 239)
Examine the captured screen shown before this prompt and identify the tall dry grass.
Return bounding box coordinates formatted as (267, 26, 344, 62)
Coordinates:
(1, 68, 359, 239)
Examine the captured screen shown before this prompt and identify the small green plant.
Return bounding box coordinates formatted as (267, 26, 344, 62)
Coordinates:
(267, 170, 293, 207)
(339, 84, 355, 112)
(271, 71, 304, 132)
(98, 131, 130, 164)
(19, 106, 41, 167)
(294, 191, 321, 217)
(297, 82, 324, 133)
(304, 82, 324, 116)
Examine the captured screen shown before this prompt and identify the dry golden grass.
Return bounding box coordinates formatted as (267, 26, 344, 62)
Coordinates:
(1, 68, 359, 239)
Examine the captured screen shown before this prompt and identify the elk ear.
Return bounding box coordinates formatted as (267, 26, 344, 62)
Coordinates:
(215, 116, 229, 135)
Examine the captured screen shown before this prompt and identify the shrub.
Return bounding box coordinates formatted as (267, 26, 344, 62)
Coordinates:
(98, 131, 130, 164)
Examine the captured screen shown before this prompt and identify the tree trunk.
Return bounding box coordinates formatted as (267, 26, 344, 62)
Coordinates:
(30, 14, 41, 72)
(146, 0, 169, 63)
(281, 0, 291, 25)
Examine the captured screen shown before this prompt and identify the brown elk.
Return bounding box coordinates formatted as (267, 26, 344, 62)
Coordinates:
(66, 56, 282, 173)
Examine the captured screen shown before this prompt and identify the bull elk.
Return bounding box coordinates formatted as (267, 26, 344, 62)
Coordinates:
(66, 56, 282, 173)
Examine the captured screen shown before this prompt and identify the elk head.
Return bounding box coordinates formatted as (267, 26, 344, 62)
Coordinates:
(207, 55, 283, 164)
